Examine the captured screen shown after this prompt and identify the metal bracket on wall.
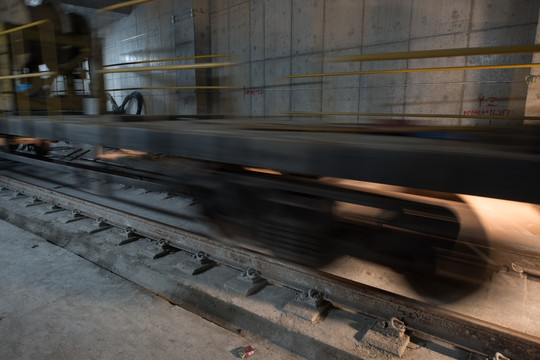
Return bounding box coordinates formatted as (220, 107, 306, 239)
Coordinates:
(171, 8, 199, 23)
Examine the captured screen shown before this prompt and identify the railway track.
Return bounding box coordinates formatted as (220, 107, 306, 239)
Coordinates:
(0, 149, 539, 360)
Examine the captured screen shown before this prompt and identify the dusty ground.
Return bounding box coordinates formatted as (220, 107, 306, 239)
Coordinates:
(0, 219, 303, 360)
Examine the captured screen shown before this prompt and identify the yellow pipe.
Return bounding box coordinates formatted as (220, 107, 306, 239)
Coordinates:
(0, 72, 57, 81)
(106, 86, 233, 91)
(331, 44, 540, 62)
(99, 0, 155, 12)
(99, 62, 237, 74)
(288, 63, 540, 79)
(0, 20, 49, 37)
(103, 54, 232, 67)
(284, 111, 540, 121)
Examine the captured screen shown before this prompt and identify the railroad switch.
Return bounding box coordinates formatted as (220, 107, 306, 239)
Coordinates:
(361, 317, 410, 358)
(224, 268, 268, 296)
(282, 289, 331, 323)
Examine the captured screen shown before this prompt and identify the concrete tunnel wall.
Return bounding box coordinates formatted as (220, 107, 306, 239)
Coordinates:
(90, 0, 208, 115)
(209, 0, 540, 124)
(90, 0, 540, 124)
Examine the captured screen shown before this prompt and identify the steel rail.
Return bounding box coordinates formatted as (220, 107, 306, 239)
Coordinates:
(0, 153, 203, 225)
(0, 150, 464, 242)
(0, 151, 489, 255)
(0, 151, 179, 193)
(5, 144, 540, 265)
(0, 173, 538, 359)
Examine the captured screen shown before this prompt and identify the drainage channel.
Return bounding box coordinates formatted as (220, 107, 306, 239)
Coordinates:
(0, 172, 538, 360)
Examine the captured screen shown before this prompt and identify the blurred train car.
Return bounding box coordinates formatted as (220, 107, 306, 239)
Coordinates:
(0, 0, 539, 300)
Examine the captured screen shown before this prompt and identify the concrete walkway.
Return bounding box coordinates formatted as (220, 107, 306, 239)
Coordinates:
(0, 219, 300, 360)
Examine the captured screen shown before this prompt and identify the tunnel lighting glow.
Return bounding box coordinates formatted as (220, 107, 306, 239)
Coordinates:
(243, 167, 282, 175)
(121, 54, 139, 63)
(97, 149, 148, 160)
(460, 195, 540, 252)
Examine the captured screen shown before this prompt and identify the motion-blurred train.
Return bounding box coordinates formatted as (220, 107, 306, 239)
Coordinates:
(1, 0, 539, 301)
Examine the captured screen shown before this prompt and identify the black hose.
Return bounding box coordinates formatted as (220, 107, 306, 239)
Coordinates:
(106, 91, 144, 115)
